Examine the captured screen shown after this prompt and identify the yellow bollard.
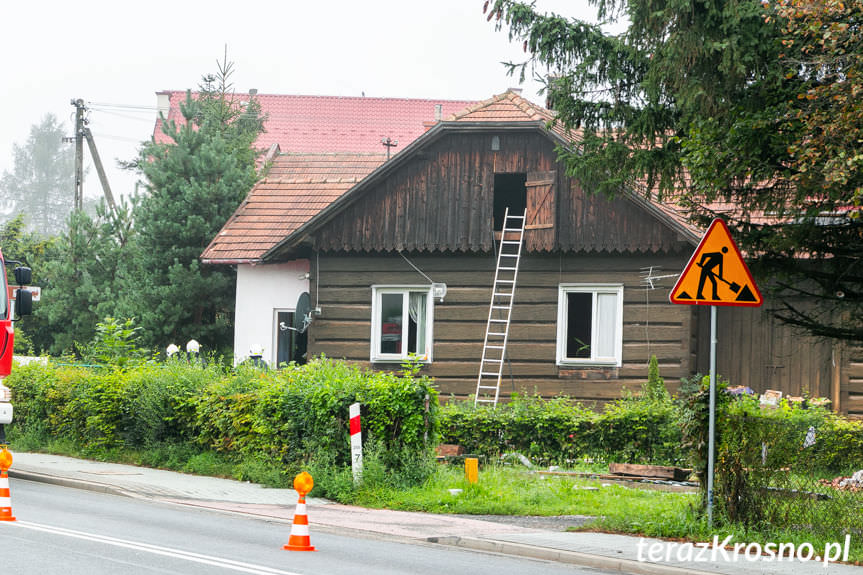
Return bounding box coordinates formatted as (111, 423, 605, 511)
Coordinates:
(465, 457, 478, 484)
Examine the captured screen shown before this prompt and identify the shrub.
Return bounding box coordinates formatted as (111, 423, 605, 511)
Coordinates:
(4, 356, 439, 489)
(83, 317, 149, 368)
(439, 390, 682, 466)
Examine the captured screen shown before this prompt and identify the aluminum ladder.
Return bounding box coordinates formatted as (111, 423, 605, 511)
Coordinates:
(475, 208, 526, 406)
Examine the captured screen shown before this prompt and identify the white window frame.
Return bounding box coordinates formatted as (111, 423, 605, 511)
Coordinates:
(556, 284, 624, 366)
(370, 285, 434, 363)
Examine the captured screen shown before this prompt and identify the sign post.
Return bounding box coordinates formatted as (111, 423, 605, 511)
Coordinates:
(669, 218, 762, 526)
(349, 402, 363, 484)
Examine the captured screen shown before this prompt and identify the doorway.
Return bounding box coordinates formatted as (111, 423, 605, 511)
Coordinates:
(493, 173, 527, 231)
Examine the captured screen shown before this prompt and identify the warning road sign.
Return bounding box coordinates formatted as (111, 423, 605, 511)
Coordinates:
(670, 218, 762, 307)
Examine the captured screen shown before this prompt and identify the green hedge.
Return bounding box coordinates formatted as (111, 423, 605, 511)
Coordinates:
(439, 393, 683, 466)
(4, 357, 439, 472)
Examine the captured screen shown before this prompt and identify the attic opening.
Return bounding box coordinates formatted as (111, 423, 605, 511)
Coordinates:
(493, 173, 527, 231)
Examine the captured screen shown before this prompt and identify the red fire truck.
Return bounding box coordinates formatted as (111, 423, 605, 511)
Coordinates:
(0, 249, 32, 379)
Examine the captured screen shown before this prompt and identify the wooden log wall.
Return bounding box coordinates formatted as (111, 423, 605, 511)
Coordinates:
(696, 305, 858, 413)
(309, 252, 695, 405)
(843, 344, 863, 417)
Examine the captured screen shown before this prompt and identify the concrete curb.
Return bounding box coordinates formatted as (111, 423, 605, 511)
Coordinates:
(8, 469, 130, 498)
(427, 536, 720, 575)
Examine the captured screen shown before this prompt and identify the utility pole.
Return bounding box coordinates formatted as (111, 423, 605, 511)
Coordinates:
(66, 98, 123, 242)
(72, 99, 85, 212)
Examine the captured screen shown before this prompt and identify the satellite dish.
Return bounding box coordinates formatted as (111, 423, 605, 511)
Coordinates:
(291, 292, 311, 365)
(294, 292, 312, 334)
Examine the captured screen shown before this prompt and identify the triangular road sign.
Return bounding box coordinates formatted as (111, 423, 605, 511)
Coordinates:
(670, 218, 762, 307)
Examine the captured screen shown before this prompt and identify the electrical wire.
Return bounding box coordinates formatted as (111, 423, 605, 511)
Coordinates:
(87, 102, 158, 112)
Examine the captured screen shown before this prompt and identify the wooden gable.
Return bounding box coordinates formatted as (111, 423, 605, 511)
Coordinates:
(305, 127, 691, 255)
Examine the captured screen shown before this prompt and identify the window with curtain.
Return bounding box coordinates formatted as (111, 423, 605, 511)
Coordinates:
(556, 284, 623, 366)
(371, 287, 433, 362)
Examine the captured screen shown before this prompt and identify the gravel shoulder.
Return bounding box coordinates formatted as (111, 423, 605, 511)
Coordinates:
(453, 514, 595, 531)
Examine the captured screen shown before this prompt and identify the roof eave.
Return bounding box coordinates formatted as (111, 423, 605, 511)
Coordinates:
(623, 191, 701, 245)
(200, 257, 262, 265)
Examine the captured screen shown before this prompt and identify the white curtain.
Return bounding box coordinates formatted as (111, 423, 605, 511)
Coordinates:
(408, 292, 427, 355)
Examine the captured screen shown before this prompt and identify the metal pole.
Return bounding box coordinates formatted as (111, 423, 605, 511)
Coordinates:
(707, 305, 717, 527)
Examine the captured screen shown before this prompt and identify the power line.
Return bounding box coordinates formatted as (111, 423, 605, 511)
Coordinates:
(88, 108, 158, 123)
(87, 101, 158, 112)
(89, 132, 145, 144)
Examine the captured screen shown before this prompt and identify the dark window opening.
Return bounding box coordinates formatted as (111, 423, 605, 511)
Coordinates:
(493, 173, 527, 231)
(566, 292, 592, 359)
(277, 311, 308, 366)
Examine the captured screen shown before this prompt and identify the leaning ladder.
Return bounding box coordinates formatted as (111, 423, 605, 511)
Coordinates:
(475, 208, 526, 407)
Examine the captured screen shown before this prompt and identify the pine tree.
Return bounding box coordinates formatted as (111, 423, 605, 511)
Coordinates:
(37, 203, 131, 355)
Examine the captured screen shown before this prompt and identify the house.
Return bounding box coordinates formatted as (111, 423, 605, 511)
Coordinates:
(158, 91, 479, 365)
(199, 90, 863, 414)
(257, 91, 702, 403)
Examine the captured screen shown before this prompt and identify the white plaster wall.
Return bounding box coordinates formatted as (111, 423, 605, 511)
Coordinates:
(234, 260, 309, 366)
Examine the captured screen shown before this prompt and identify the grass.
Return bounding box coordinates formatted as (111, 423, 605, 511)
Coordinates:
(347, 463, 698, 520)
(342, 462, 862, 564)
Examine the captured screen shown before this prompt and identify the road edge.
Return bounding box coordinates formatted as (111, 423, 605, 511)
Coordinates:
(427, 536, 721, 575)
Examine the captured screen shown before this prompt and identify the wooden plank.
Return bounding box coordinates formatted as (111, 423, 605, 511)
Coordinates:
(622, 342, 687, 361)
(846, 395, 863, 415)
(427, 361, 559, 378)
(432, 377, 637, 400)
(847, 379, 863, 394)
(313, 320, 371, 340)
(608, 463, 692, 481)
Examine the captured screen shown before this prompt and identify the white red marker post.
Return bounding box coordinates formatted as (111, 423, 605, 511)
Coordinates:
(349, 402, 363, 484)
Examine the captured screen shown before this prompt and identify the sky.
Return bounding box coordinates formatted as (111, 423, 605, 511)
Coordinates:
(1, 0, 594, 204)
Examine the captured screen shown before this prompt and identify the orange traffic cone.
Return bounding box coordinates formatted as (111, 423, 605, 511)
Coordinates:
(0, 471, 16, 522)
(283, 493, 315, 551)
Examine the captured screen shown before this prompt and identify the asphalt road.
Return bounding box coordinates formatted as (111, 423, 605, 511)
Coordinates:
(0, 479, 612, 575)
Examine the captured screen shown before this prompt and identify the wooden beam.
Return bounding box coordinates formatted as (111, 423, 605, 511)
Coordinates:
(832, 343, 842, 413)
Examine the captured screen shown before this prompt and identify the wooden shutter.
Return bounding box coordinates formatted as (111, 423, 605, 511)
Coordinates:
(525, 171, 556, 251)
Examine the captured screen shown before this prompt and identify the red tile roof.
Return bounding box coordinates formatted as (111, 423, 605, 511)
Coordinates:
(447, 90, 573, 142)
(200, 153, 385, 263)
(154, 91, 477, 154)
(205, 90, 698, 263)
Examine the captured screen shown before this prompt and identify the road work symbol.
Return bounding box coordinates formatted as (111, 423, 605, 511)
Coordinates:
(697, 246, 730, 300)
(670, 218, 762, 307)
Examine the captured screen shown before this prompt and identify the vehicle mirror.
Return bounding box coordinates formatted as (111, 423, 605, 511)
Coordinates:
(14, 266, 31, 286)
(15, 289, 32, 316)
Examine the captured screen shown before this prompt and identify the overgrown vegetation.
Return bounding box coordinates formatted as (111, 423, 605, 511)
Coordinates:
(715, 395, 863, 542)
(5, 356, 438, 489)
(6, 351, 862, 561)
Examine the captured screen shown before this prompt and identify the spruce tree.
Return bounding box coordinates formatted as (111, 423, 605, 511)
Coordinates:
(487, 0, 863, 342)
(0, 114, 75, 235)
(118, 58, 264, 352)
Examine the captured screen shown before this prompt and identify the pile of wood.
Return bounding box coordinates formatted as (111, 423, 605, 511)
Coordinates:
(607, 463, 693, 482)
(819, 470, 863, 492)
